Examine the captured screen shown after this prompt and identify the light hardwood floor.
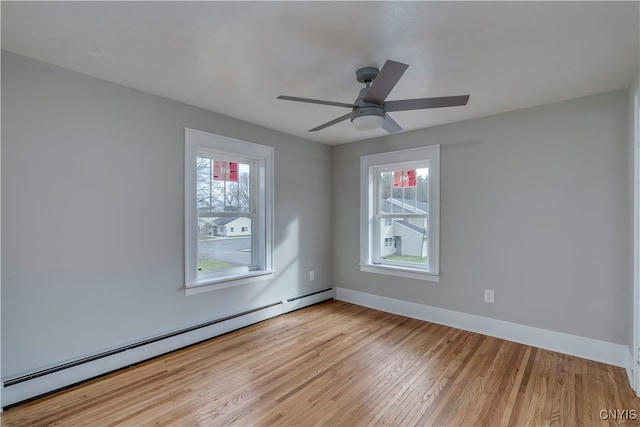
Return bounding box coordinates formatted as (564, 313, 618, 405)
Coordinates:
(2, 300, 640, 426)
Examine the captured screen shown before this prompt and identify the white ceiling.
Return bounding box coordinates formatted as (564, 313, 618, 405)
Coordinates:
(2, 1, 638, 145)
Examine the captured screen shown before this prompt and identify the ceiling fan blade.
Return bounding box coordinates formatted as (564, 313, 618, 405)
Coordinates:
(363, 60, 409, 105)
(309, 112, 353, 132)
(382, 115, 403, 134)
(277, 95, 354, 109)
(385, 95, 470, 112)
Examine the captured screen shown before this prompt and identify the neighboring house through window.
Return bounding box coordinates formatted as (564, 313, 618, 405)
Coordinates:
(185, 128, 274, 295)
(360, 145, 440, 281)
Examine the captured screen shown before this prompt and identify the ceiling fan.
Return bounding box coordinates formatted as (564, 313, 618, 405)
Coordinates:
(277, 60, 470, 133)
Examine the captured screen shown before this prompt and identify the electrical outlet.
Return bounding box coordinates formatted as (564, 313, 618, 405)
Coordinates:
(309, 271, 315, 281)
(484, 289, 494, 304)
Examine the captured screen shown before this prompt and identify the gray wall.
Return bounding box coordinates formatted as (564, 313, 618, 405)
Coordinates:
(1, 48, 633, 382)
(1, 51, 332, 377)
(332, 90, 630, 344)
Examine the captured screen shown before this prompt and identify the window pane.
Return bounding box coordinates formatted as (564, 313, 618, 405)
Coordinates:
(378, 168, 429, 214)
(196, 157, 251, 214)
(196, 154, 254, 273)
(198, 216, 253, 272)
(378, 216, 428, 266)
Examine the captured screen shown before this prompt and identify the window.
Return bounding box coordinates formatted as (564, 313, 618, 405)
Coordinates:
(185, 128, 274, 295)
(360, 145, 440, 281)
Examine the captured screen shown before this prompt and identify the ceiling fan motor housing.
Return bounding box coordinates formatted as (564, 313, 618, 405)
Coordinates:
(351, 87, 385, 129)
(352, 105, 385, 118)
(352, 87, 385, 116)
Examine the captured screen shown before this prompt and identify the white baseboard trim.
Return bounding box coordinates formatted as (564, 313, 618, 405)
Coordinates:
(627, 347, 635, 392)
(335, 287, 629, 369)
(2, 288, 334, 408)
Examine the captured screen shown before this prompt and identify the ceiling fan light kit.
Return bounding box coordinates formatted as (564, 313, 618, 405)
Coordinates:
(352, 110, 385, 130)
(277, 59, 470, 134)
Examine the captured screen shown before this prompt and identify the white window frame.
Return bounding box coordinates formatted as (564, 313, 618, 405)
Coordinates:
(185, 128, 274, 295)
(360, 145, 440, 282)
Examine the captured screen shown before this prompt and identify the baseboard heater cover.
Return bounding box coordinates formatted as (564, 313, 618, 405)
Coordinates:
(2, 287, 334, 408)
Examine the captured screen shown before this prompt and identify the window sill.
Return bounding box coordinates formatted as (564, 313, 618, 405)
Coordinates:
(185, 270, 275, 296)
(359, 264, 439, 282)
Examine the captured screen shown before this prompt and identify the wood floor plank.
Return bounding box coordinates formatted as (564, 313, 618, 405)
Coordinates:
(2, 300, 639, 426)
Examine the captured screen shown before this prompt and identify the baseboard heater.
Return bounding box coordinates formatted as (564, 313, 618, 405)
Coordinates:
(2, 287, 334, 408)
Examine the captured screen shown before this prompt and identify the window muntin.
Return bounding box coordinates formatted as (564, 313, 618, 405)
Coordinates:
(185, 128, 273, 294)
(360, 145, 440, 280)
